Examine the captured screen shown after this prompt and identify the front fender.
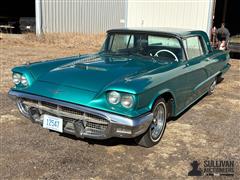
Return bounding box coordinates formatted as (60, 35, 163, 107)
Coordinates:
(136, 84, 177, 116)
(148, 88, 176, 111)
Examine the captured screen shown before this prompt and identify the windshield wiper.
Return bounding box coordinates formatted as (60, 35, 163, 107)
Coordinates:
(117, 49, 146, 57)
(102, 49, 147, 58)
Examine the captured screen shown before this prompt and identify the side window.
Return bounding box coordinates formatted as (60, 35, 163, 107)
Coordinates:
(148, 35, 181, 48)
(184, 36, 205, 59)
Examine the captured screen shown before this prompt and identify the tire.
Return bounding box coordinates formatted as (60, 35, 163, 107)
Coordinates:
(208, 79, 217, 95)
(135, 98, 167, 148)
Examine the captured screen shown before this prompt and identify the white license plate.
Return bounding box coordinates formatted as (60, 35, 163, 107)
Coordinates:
(43, 114, 63, 133)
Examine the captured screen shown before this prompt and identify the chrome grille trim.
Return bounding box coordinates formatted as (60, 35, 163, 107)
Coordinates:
(23, 100, 108, 125)
(85, 127, 105, 135)
(61, 106, 84, 115)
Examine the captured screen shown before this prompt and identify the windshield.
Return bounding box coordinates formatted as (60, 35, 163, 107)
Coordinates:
(100, 33, 185, 61)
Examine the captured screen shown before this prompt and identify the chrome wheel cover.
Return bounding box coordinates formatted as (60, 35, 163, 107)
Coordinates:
(210, 80, 217, 93)
(150, 102, 166, 142)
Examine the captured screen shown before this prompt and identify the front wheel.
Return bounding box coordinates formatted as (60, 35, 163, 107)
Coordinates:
(135, 98, 167, 148)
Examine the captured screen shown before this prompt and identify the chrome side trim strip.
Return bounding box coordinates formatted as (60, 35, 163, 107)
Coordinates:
(193, 71, 220, 92)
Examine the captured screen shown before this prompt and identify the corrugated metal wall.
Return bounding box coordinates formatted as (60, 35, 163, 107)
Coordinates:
(127, 0, 213, 34)
(40, 0, 126, 33)
(39, 0, 213, 35)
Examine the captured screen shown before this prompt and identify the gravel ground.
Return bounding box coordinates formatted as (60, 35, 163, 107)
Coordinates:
(0, 34, 239, 179)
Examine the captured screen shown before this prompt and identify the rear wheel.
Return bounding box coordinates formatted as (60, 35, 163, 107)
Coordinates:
(208, 79, 217, 95)
(135, 98, 167, 147)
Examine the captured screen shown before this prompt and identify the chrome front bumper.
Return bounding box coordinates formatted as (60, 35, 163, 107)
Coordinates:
(8, 90, 153, 139)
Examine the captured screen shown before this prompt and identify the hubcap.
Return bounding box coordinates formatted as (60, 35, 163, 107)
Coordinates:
(150, 103, 166, 142)
(210, 80, 216, 93)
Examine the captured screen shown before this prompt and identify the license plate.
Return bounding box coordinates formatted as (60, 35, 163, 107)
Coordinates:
(43, 114, 63, 133)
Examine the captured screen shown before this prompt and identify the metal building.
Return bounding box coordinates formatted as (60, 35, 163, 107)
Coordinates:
(36, 0, 214, 35)
(36, 0, 126, 34)
(127, 0, 214, 34)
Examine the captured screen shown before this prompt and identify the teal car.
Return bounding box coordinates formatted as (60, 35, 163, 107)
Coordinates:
(9, 28, 231, 147)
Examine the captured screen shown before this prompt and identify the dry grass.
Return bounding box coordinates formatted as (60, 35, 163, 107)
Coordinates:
(21, 33, 104, 49)
(0, 33, 105, 93)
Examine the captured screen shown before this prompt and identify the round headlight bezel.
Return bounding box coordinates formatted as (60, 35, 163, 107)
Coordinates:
(21, 75, 28, 86)
(121, 95, 134, 108)
(12, 73, 21, 85)
(108, 91, 121, 105)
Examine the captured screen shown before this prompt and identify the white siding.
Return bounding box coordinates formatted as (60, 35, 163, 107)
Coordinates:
(40, 0, 126, 33)
(37, 0, 214, 35)
(127, 0, 213, 34)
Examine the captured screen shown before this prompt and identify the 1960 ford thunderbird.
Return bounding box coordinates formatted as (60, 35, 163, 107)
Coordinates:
(9, 28, 231, 147)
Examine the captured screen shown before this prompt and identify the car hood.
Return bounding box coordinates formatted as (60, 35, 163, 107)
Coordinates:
(34, 54, 172, 94)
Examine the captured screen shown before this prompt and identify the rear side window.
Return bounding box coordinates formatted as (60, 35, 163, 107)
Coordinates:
(148, 35, 181, 48)
(184, 36, 204, 59)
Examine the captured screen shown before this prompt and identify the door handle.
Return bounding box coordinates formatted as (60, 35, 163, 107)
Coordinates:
(183, 63, 189, 69)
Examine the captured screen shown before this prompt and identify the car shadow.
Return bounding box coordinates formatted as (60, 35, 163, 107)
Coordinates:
(59, 133, 137, 147)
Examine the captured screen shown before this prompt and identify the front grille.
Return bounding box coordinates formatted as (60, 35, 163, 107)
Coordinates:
(42, 101, 57, 109)
(85, 128, 105, 135)
(62, 117, 108, 135)
(86, 121, 108, 131)
(22, 98, 109, 136)
(61, 106, 84, 115)
(23, 98, 37, 104)
(85, 113, 108, 123)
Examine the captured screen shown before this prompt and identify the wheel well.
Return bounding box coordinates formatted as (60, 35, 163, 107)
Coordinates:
(217, 73, 222, 79)
(152, 92, 175, 118)
(216, 72, 223, 83)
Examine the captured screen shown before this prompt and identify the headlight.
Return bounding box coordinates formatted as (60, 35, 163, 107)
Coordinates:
(121, 95, 134, 108)
(21, 75, 28, 86)
(12, 73, 21, 85)
(108, 91, 121, 105)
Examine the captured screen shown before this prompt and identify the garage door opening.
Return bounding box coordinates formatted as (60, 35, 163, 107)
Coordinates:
(0, 1, 35, 33)
(213, 0, 240, 36)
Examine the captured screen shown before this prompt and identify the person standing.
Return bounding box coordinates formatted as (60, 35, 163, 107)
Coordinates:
(216, 23, 230, 50)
